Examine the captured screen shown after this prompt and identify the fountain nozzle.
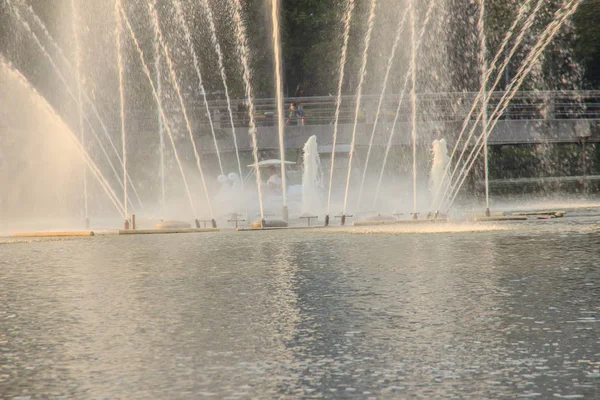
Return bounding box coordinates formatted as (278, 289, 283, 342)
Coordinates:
(485, 208, 491, 217)
(325, 215, 330, 227)
(211, 219, 217, 229)
(124, 219, 130, 230)
(195, 219, 201, 229)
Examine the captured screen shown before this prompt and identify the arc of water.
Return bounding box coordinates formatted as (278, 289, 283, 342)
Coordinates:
(478, 0, 490, 214)
(408, 0, 418, 216)
(0, 59, 127, 218)
(228, 0, 265, 220)
(8, 0, 144, 210)
(431, 0, 543, 211)
(271, 0, 288, 209)
(172, 1, 224, 177)
(373, 0, 437, 209)
(197, 0, 245, 192)
(326, 0, 355, 218)
(153, 0, 166, 212)
(149, 2, 215, 219)
(438, 0, 563, 210)
(355, 7, 409, 211)
(115, 0, 128, 221)
(119, 5, 200, 219)
(442, 0, 583, 211)
(342, 0, 377, 217)
(70, 0, 88, 223)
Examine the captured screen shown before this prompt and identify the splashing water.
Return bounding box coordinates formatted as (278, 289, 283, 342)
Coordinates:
(0, 58, 126, 218)
(148, 1, 215, 219)
(409, 0, 418, 216)
(119, 5, 201, 219)
(302, 136, 323, 215)
(430, 139, 450, 199)
(198, 0, 245, 192)
(70, 0, 88, 223)
(14, 0, 144, 210)
(5, 0, 144, 210)
(373, 0, 437, 209)
(356, 6, 409, 211)
(326, 0, 355, 217)
(443, 0, 585, 212)
(343, 0, 377, 216)
(228, 0, 265, 220)
(152, 0, 166, 212)
(114, 0, 128, 220)
(173, 0, 224, 176)
(271, 0, 287, 209)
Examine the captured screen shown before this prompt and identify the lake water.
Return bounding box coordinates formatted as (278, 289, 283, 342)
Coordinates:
(1, 218, 599, 399)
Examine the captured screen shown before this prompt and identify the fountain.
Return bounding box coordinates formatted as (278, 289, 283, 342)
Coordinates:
(302, 136, 323, 215)
(0, 0, 588, 233)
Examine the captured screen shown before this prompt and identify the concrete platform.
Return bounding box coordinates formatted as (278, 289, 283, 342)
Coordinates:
(353, 219, 449, 227)
(464, 211, 507, 218)
(237, 226, 326, 232)
(118, 228, 219, 235)
(251, 220, 288, 229)
(11, 231, 95, 238)
(474, 216, 528, 222)
(512, 211, 566, 218)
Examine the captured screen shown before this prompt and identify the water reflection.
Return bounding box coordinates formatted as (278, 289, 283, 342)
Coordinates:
(1, 224, 599, 398)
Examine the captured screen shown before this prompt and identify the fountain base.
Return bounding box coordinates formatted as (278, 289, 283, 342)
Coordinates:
(251, 219, 288, 229)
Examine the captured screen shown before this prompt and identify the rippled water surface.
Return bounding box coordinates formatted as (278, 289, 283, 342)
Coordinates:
(1, 220, 600, 399)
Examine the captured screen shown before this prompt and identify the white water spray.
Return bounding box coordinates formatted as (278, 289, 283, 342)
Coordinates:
(70, 0, 89, 225)
(115, 0, 128, 222)
(120, 6, 201, 219)
(228, 0, 265, 220)
(14, 0, 144, 210)
(409, 0, 418, 216)
(430, 139, 450, 198)
(302, 136, 323, 215)
(373, 0, 437, 208)
(356, 6, 408, 211)
(326, 0, 355, 217)
(198, 0, 245, 191)
(271, 0, 287, 210)
(0, 59, 126, 218)
(343, 0, 377, 216)
(147, 2, 215, 219)
(173, 0, 224, 176)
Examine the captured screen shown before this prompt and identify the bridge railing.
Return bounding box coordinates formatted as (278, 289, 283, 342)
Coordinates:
(195, 91, 600, 128)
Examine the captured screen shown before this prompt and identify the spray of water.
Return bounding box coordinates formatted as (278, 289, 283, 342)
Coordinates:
(173, 0, 224, 177)
(7, 0, 144, 210)
(197, 0, 245, 191)
(409, 0, 418, 216)
(430, 139, 450, 198)
(149, 1, 214, 219)
(119, 6, 200, 219)
(355, 7, 409, 211)
(302, 136, 323, 215)
(478, 0, 490, 213)
(443, 0, 584, 211)
(70, 0, 89, 223)
(326, 0, 355, 218)
(228, 0, 265, 220)
(0, 58, 126, 218)
(373, 0, 437, 208)
(152, 0, 166, 213)
(114, 0, 128, 221)
(432, 0, 544, 210)
(271, 0, 287, 209)
(342, 0, 377, 216)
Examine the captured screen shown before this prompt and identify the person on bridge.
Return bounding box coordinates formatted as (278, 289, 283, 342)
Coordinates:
(286, 103, 297, 126)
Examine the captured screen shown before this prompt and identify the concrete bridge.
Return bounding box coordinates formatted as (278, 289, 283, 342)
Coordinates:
(192, 90, 600, 153)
